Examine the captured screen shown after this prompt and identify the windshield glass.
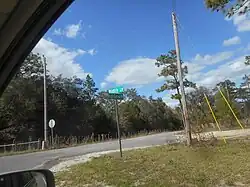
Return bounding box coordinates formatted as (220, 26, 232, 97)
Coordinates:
(1, 0, 250, 186)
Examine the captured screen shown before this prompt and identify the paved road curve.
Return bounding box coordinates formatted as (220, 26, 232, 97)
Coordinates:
(0, 131, 180, 173)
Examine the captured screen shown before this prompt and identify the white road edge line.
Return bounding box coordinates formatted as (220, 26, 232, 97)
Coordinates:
(33, 156, 60, 170)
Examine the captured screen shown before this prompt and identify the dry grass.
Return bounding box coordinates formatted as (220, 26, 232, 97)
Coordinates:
(56, 140, 250, 187)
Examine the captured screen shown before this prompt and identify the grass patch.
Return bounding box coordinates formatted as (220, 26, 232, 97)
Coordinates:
(56, 140, 250, 187)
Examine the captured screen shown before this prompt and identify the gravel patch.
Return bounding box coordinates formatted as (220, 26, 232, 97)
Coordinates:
(50, 145, 160, 173)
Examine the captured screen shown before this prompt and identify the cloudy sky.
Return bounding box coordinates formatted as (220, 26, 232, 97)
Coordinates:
(32, 0, 250, 107)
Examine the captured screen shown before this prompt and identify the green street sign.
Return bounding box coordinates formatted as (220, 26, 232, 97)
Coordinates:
(108, 86, 124, 94)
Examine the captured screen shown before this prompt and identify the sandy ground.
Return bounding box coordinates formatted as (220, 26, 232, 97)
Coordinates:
(50, 145, 160, 173)
(191, 128, 250, 140)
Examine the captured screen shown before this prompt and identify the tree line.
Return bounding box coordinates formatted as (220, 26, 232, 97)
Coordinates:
(185, 80, 250, 132)
(1, 0, 250, 144)
(0, 53, 182, 144)
(154, 0, 250, 133)
(155, 49, 250, 133)
(1, 49, 249, 145)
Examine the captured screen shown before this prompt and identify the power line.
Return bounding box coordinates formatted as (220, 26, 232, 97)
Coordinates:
(172, 0, 176, 13)
(170, 1, 197, 53)
(175, 14, 196, 53)
(174, 13, 199, 84)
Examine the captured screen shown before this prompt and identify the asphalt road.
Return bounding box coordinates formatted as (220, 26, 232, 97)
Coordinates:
(0, 131, 180, 173)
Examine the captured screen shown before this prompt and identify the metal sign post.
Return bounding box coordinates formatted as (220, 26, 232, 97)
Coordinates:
(48, 119, 55, 147)
(107, 86, 124, 157)
(115, 98, 122, 157)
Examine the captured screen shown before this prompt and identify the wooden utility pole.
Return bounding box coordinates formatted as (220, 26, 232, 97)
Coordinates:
(246, 75, 250, 97)
(172, 12, 192, 145)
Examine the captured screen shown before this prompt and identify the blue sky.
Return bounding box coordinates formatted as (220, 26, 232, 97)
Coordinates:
(33, 0, 250, 106)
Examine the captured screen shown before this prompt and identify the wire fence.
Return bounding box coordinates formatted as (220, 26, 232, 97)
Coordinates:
(0, 139, 41, 154)
(0, 129, 165, 155)
(48, 129, 165, 148)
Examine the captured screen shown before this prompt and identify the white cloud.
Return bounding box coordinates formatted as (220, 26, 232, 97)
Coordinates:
(226, 2, 250, 32)
(223, 36, 241, 46)
(65, 21, 82, 38)
(105, 57, 162, 86)
(184, 62, 205, 74)
(104, 51, 232, 87)
(100, 82, 107, 89)
(237, 19, 250, 32)
(53, 28, 63, 36)
(77, 49, 87, 55)
(53, 20, 83, 38)
(192, 51, 234, 65)
(183, 51, 234, 87)
(163, 93, 179, 108)
(232, 14, 250, 32)
(191, 56, 250, 88)
(162, 87, 196, 108)
(32, 38, 92, 79)
(87, 48, 97, 56)
(182, 45, 250, 89)
(183, 61, 205, 83)
(102, 47, 248, 107)
(233, 14, 247, 25)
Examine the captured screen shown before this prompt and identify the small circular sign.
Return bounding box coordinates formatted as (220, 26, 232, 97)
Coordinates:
(49, 119, 55, 128)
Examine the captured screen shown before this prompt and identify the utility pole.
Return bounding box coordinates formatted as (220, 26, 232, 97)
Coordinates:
(246, 76, 250, 125)
(43, 56, 48, 147)
(115, 99, 122, 157)
(172, 12, 192, 145)
(247, 75, 250, 97)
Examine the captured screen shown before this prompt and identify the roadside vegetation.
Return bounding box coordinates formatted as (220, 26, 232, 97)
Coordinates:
(0, 52, 182, 151)
(56, 139, 250, 187)
(3, 0, 250, 186)
(1, 46, 250, 154)
(0, 0, 250, 161)
(0, 129, 163, 157)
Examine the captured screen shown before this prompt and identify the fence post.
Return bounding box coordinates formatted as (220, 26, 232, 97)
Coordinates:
(55, 135, 58, 148)
(74, 136, 77, 145)
(37, 139, 40, 150)
(28, 136, 32, 150)
(3, 144, 6, 153)
(12, 140, 15, 152)
(97, 134, 99, 142)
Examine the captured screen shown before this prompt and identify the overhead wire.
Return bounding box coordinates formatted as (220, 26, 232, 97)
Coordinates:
(171, 1, 246, 135)
(173, 12, 198, 85)
(175, 14, 196, 53)
(172, 0, 176, 13)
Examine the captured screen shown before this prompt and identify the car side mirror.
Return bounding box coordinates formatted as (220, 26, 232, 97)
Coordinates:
(0, 169, 55, 187)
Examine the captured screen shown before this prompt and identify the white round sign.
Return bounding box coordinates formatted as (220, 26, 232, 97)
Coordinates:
(49, 119, 56, 128)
